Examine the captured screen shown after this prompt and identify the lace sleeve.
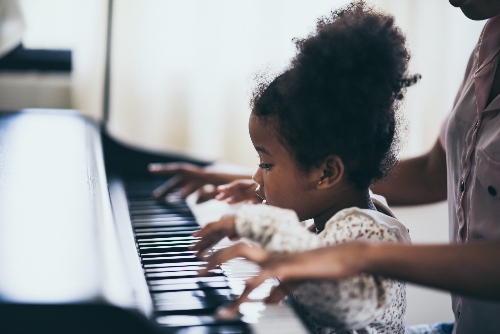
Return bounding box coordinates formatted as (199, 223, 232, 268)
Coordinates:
(234, 204, 321, 252)
(292, 211, 405, 330)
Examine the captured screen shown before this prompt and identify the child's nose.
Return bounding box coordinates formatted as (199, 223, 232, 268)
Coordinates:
(252, 167, 263, 186)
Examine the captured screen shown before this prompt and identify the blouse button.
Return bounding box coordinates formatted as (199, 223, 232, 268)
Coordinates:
(488, 186, 497, 197)
(460, 181, 465, 192)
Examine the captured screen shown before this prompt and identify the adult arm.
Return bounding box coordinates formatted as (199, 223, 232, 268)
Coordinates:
(371, 139, 447, 205)
(248, 241, 500, 302)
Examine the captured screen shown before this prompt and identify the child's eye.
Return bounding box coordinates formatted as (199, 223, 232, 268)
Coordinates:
(258, 163, 273, 171)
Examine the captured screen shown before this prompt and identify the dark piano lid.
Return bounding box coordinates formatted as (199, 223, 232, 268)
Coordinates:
(0, 109, 150, 308)
(0, 109, 164, 332)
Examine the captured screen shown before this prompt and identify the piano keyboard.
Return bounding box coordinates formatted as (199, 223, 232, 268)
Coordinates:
(122, 179, 310, 334)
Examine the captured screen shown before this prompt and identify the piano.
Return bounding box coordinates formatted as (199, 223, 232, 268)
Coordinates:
(0, 109, 310, 333)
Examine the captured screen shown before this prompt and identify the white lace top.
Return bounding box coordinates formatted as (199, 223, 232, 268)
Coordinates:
(234, 197, 411, 334)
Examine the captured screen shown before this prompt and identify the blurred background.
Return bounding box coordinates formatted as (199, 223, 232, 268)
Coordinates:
(0, 0, 486, 325)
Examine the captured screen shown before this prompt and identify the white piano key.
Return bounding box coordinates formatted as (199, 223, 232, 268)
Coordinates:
(185, 196, 310, 333)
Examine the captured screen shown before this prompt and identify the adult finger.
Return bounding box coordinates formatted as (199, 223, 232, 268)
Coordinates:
(148, 162, 197, 175)
(196, 185, 219, 204)
(179, 180, 204, 198)
(152, 175, 185, 198)
(216, 184, 258, 204)
(265, 284, 288, 304)
(265, 280, 300, 303)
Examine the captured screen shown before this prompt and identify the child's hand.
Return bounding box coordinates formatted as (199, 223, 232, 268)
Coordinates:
(215, 179, 262, 204)
(197, 243, 301, 317)
(190, 214, 239, 255)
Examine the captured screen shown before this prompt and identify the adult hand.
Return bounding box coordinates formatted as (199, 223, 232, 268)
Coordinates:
(148, 162, 251, 203)
(198, 242, 368, 317)
(215, 179, 262, 204)
(190, 214, 239, 255)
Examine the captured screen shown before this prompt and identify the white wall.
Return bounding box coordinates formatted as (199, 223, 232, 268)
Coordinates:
(392, 202, 455, 325)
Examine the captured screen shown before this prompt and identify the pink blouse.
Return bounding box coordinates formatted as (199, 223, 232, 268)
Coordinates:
(440, 13, 500, 334)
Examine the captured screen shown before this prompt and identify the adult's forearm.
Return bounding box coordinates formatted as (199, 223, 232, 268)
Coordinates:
(371, 140, 447, 205)
(363, 242, 500, 301)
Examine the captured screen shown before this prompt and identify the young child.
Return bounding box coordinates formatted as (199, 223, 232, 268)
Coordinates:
(191, 2, 418, 333)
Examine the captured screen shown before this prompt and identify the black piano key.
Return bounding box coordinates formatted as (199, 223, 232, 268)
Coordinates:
(141, 255, 203, 265)
(139, 246, 193, 254)
(138, 241, 196, 249)
(144, 265, 207, 273)
(138, 236, 198, 243)
(132, 215, 193, 223)
(141, 250, 196, 257)
(154, 300, 224, 314)
(146, 270, 224, 280)
(130, 207, 194, 215)
(136, 232, 196, 239)
(173, 325, 248, 334)
(144, 261, 207, 269)
(148, 276, 227, 286)
(123, 179, 249, 333)
(134, 220, 199, 228)
(133, 215, 197, 221)
(128, 199, 165, 206)
(149, 282, 231, 292)
(135, 226, 199, 234)
(152, 289, 231, 301)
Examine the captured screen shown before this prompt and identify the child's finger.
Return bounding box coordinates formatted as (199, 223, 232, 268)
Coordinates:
(214, 303, 240, 319)
(197, 245, 243, 275)
(192, 221, 217, 238)
(265, 284, 289, 304)
(219, 243, 269, 264)
(189, 235, 221, 255)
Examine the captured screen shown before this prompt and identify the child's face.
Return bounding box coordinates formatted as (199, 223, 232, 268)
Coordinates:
(248, 114, 320, 221)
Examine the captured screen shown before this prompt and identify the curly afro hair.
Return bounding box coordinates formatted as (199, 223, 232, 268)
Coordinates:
(251, 1, 419, 189)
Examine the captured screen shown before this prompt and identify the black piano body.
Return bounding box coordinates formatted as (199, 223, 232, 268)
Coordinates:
(0, 109, 310, 334)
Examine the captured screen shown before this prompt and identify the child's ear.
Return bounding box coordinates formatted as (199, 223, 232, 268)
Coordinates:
(316, 155, 344, 189)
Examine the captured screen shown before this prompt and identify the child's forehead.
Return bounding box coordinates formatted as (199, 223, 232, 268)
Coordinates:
(249, 114, 279, 139)
(249, 114, 296, 158)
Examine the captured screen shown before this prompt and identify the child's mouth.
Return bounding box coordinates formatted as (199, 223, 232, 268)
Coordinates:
(255, 186, 267, 204)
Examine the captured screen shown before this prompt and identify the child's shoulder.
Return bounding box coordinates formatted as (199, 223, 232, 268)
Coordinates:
(322, 197, 411, 244)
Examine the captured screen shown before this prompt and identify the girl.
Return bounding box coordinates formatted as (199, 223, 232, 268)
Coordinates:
(191, 2, 418, 333)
